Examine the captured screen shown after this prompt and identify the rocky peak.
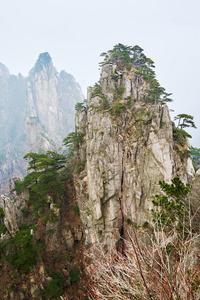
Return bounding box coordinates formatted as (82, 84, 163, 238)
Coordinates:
(26, 52, 83, 146)
(38, 52, 52, 64)
(1, 178, 29, 238)
(0, 54, 84, 194)
(32, 52, 53, 76)
(0, 44, 198, 299)
(75, 44, 195, 247)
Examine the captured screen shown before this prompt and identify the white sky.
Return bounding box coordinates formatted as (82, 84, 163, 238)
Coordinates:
(1, 0, 200, 146)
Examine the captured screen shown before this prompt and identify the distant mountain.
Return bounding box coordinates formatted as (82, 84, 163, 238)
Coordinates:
(0, 53, 84, 193)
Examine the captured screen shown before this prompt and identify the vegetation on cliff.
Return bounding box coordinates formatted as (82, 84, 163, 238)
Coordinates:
(0, 151, 67, 273)
(0, 52, 84, 194)
(99, 43, 173, 105)
(85, 178, 200, 299)
(0, 43, 199, 299)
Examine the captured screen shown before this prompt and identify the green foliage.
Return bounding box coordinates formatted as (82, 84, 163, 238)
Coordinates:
(109, 102, 127, 116)
(63, 131, 84, 151)
(145, 78, 173, 105)
(174, 114, 196, 130)
(13, 151, 67, 220)
(0, 208, 7, 234)
(98, 230, 103, 236)
(42, 209, 58, 223)
(0, 223, 7, 235)
(33, 288, 40, 298)
(173, 115, 196, 148)
(143, 221, 149, 228)
(65, 253, 70, 262)
(75, 102, 86, 110)
(20, 207, 28, 215)
(100, 43, 155, 71)
(191, 147, 200, 159)
(0, 225, 43, 272)
(63, 131, 86, 176)
(152, 177, 190, 230)
(90, 83, 110, 110)
(102, 97, 110, 110)
(116, 86, 125, 96)
(91, 82, 102, 98)
(114, 85, 125, 101)
(7, 284, 15, 293)
(176, 149, 183, 154)
(177, 139, 185, 146)
(60, 163, 73, 182)
(0, 207, 5, 218)
(70, 268, 79, 282)
(173, 128, 192, 139)
(110, 73, 120, 81)
(45, 272, 64, 299)
(52, 252, 69, 263)
(72, 205, 80, 215)
(76, 159, 86, 173)
(126, 218, 133, 225)
(100, 43, 172, 105)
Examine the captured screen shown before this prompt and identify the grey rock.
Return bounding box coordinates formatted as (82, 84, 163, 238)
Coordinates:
(61, 228, 74, 252)
(196, 169, 200, 175)
(75, 63, 195, 247)
(0, 53, 84, 194)
(74, 229, 83, 241)
(0, 178, 29, 236)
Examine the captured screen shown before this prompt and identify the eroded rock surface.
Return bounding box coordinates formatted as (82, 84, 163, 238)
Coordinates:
(0, 53, 84, 194)
(0, 178, 29, 237)
(75, 63, 195, 247)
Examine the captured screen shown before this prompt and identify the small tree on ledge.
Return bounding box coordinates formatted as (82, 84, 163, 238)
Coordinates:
(174, 113, 197, 130)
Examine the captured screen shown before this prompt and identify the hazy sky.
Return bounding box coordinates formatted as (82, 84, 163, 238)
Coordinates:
(1, 0, 200, 146)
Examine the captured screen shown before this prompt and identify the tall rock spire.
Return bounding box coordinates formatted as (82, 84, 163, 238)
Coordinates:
(74, 44, 195, 247)
(0, 53, 84, 193)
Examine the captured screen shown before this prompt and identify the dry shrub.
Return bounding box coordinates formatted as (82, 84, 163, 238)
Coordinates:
(84, 225, 200, 300)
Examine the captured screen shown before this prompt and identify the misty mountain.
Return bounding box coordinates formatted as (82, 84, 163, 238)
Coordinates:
(0, 53, 84, 193)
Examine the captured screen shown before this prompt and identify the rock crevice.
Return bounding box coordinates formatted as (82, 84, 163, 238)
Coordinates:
(75, 62, 195, 247)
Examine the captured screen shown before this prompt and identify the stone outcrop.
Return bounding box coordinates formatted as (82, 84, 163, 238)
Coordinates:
(0, 45, 198, 299)
(75, 62, 195, 247)
(0, 53, 84, 194)
(0, 178, 29, 237)
(0, 178, 85, 300)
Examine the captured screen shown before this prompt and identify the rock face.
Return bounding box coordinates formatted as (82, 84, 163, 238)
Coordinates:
(1, 178, 29, 237)
(0, 45, 198, 299)
(0, 177, 84, 300)
(0, 53, 84, 193)
(75, 62, 195, 247)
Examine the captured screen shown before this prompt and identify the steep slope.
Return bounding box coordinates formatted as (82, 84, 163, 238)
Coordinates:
(0, 45, 198, 299)
(0, 65, 27, 192)
(0, 53, 84, 193)
(74, 45, 195, 247)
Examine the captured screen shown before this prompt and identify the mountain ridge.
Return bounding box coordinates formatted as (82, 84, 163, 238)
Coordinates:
(0, 52, 84, 193)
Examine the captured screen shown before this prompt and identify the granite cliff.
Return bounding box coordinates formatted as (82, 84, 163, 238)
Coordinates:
(74, 45, 195, 247)
(0, 53, 84, 193)
(0, 45, 199, 299)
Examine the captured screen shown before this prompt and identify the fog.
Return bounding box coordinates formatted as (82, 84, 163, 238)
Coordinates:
(1, 0, 200, 146)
